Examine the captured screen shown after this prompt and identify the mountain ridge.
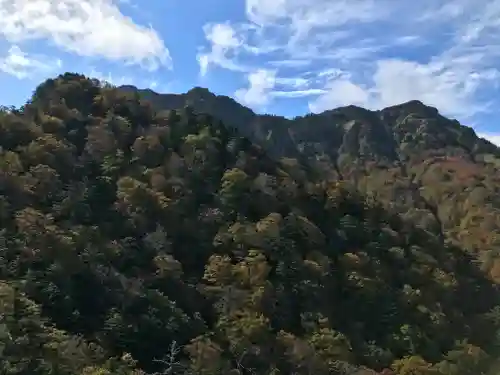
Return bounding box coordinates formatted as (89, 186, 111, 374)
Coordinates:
(115, 82, 500, 282)
(117, 84, 499, 157)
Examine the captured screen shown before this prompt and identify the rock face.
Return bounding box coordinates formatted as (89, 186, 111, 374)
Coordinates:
(120, 85, 497, 164)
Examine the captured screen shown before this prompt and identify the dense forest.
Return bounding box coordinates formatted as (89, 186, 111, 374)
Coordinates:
(1, 73, 500, 375)
(124, 84, 500, 282)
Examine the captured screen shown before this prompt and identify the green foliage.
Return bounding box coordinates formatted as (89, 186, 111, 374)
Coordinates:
(0, 73, 499, 375)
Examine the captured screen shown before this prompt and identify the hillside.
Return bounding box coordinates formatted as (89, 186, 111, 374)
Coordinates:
(0, 72, 500, 375)
(119, 84, 500, 283)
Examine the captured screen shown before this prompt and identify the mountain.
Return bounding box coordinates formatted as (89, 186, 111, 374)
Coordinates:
(117, 85, 499, 161)
(118, 85, 257, 137)
(119, 84, 500, 283)
(1, 72, 500, 375)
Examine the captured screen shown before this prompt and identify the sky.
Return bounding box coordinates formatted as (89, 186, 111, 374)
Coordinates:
(0, 0, 500, 145)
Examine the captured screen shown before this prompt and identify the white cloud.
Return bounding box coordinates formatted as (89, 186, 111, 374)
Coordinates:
(393, 35, 426, 47)
(375, 59, 496, 115)
(243, 0, 389, 59)
(275, 76, 310, 88)
(0, 0, 170, 70)
(0, 45, 61, 79)
(272, 88, 326, 98)
(235, 69, 276, 106)
(198, 0, 388, 76)
(196, 0, 500, 125)
(309, 58, 498, 116)
(84, 68, 165, 91)
(268, 59, 311, 68)
(85, 69, 131, 87)
(246, 0, 385, 30)
(246, 0, 286, 25)
(197, 23, 247, 76)
(309, 79, 370, 112)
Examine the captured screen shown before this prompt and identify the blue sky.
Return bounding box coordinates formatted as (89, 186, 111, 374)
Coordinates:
(0, 0, 500, 145)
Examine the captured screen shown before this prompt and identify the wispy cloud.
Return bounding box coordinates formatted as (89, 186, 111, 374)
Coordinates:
(0, 0, 171, 70)
(0, 45, 61, 79)
(197, 0, 500, 120)
(272, 89, 326, 98)
(268, 59, 311, 68)
(310, 58, 497, 117)
(235, 69, 276, 106)
(197, 23, 248, 76)
(84, 68, 166, 92)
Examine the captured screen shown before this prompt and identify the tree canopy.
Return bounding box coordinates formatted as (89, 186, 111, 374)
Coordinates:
(0, 73, 499, 375)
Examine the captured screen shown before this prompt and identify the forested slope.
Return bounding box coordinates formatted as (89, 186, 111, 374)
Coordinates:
(122, 85, 500, 282)
(0, 73, 499, 375)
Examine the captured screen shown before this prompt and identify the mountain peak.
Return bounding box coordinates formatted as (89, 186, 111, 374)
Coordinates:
(333, 104, 374, 114)
(186, 86, 215, 97)
(382, 100, 439, 117)
(118, 84, 137, 91)
(114, 82, 491, 164)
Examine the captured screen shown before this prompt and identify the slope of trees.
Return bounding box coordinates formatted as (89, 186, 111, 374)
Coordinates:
(124, 84, 500, 283)
(0, 73, 499, 375)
